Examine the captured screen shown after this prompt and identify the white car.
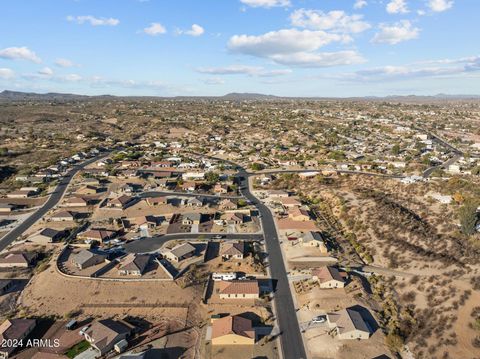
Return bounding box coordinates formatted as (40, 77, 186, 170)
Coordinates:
(312, 316, 326, 324)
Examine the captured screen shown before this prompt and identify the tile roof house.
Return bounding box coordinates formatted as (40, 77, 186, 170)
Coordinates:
(211, 315, 255, 346)
(312, 266, 346, 288)
(83, 319, 133, 355)
(327, 307, 371, 340)
(217, 280, 260, 299)
(118, 254, 151, 276)
(220, 242, 245, 260)
(71, 249, 107, 270)
(0, 319, 36, 358)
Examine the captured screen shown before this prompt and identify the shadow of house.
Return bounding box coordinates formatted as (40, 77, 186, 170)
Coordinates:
(349, 304, 379, 333)
(204, 242, 220, 262)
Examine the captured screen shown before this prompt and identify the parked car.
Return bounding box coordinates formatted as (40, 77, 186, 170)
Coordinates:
(312, 316, 326, 324)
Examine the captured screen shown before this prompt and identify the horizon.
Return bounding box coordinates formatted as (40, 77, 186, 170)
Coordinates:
(2, 89, 480, 100)
(1, 0, 479, 97)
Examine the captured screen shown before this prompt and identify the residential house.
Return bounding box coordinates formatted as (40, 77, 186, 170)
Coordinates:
(211, 315, 255, 346)
(181, 181, 197, 192)
(223, 212, 246, 225)
(107, 195, 135, 209)
(27, 228, 65, 244)
(7, 189, 35, 199)
(299, 232, 328, 252)
(63, 197, 90, 207)
(214, 184, 228, 194)
(145, 196, 168, 206)
(163, 243, 196, 263)
(220, 242, 245, 260)
(288, 207, 311, 222)
(0, 319, 36, 358)
(118, 254, 151, 276)
(0, 204, 16, 214)
(187, 197, 204, 207)
(182, 213, 202, 225)
(218, 280, 260, 300)
(218, 199, 237, 211)
(83, 319, 133, 355)
(0, 252, 37, 268)
(50, 210, 77, 222)
(71, 249, 107, 270)
(77, 229, 117, 244)
(312, 266, 346, 288)
(327, 307, 371, 340)
(277, 197, 302, 208)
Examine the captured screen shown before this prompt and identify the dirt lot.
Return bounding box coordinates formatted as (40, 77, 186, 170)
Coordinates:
(19, 257, 205, 323)
(271, 173, 480, 358)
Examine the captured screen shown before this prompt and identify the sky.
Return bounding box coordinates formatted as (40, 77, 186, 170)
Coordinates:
(0, 0, 479, 97)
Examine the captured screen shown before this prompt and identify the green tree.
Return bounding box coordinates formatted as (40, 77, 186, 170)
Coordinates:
(459, 200, 479, 236)
(250, 163, 264, 171)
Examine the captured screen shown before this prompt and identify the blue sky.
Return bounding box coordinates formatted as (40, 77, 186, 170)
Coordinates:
(0, 0, 478, 97)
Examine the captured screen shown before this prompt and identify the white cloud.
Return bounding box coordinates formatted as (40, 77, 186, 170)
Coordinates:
(428, 0, 454, 12)
(143, 22, 167, 36)
(335, 56, 480, 82)
(239, 0, 290, 8)
(0, 68, 15, 79)
(227, 28, 361, 67)
(67, 15, 119, 26)
(196, 65, 292, 77)
(228, 29, 351, 57)
(290, 9, 371, 33)
(386, 0, 409, 14)
(372, 20, 419, 44)
(354, 0, 368, 9)
(0, 46, 41, 63)
(178, 24, 205, 37)
(39, 67, 54, 76)
(55, 58, 75, 68)
(269, 51, 365, 67)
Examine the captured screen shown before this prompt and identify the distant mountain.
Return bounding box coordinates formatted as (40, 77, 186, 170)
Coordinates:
(0, 90, 113, 102)
(220, 92, 281, 101)
(1, 90, 479, 102)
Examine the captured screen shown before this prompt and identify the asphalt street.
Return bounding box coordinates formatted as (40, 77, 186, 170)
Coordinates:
(0, 152, 110, 252)
(124, 233, 263, 253)
(237, 169, 307, 359)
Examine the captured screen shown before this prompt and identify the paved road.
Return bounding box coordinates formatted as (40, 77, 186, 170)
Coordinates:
(258, 168, 405, 179)
(423, 153, 462, 178)
(237, 170, 307, 359)
(124, 233, 263, 253)
(0, 152, 110, 252)
(189, 151, 308, 358)
(140, 191, 241, 199)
